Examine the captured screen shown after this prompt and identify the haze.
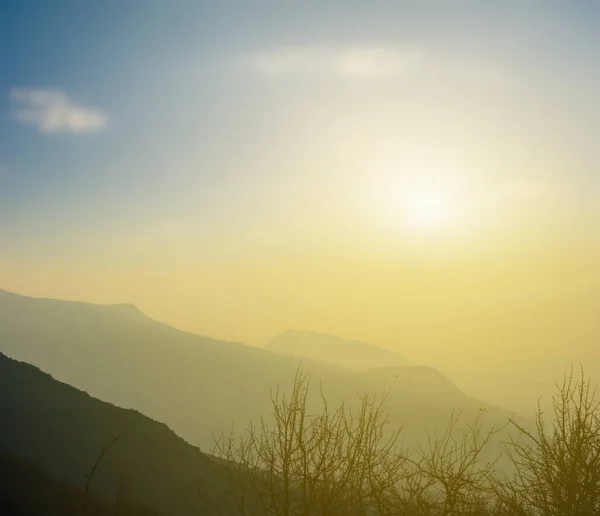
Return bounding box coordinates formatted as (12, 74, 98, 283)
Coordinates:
(2, 1, 600, 411)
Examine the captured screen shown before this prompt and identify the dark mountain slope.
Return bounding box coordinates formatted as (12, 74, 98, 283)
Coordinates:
(0, 352, 231, 516)
(0, 452, 157, 516)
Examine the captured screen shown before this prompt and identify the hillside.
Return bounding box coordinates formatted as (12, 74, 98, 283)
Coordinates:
(0, 288, 516, 449)
(0, 352, 232, 516)
(0, 452, 158, 516)
(267, 329, 408, 370)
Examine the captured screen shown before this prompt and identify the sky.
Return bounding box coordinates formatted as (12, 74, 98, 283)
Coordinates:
(2, 1, 600, 407)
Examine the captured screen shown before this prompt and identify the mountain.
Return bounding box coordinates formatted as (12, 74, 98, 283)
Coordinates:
(0, 451, 158, 516)
(267, 329, 408, 370)
(0, 288, 515, 449)
(0, 352, 232, 516)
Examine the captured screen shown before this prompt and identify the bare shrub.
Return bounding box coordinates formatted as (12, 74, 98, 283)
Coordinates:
(203, 366, 600, 516)
(501, 367, 600, 516)
(377, 410, 501, 516)
(210, 368, 405, 516)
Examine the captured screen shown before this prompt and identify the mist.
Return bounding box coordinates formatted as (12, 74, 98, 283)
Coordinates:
(2, 1, 600, 515)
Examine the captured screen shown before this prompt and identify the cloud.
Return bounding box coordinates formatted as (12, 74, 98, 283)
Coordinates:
(10, 89, 108, 134)
(244, 45, 425, 79)
(242, 44, 511, 90)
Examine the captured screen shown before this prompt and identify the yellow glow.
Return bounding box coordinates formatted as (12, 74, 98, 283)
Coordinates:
(375, 152, 467, 236)
(403, 186, 453, 230)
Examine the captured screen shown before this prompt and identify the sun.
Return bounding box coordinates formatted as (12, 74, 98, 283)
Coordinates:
(403, 187, 452, 230)
(374, 153, 467, 236)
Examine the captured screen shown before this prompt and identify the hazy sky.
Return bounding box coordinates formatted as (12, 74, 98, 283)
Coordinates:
(2, 1, 600, 400)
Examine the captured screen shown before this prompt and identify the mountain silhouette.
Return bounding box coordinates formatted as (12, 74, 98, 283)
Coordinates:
(0, 352, 232, 516)
(0, 288, 514, 448)
(0, 451, 158, 516)
(267, 329, 409, 370)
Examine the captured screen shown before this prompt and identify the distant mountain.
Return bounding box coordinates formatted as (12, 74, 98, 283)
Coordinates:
(267, 329, 408, 370)
(0, 288, 515, 450)
(0, 352, 232, 516)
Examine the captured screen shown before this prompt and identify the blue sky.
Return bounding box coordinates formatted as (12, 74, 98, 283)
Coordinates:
(2, 1, 600, 346)
(4, 0, 600, 417)
(2, 2, 599, 237)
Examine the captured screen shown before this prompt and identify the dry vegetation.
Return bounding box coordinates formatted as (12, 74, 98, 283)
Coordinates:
(201, 367, 600, 516)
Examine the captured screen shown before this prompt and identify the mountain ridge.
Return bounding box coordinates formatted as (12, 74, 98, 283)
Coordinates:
(0, 287, 516, 449)
(0, 351, 232, 516)
(268, 328, 409, 370)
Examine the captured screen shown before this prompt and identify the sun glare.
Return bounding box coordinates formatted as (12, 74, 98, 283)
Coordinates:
(404, 188, 451, 230)
(374, 152, 467, 236)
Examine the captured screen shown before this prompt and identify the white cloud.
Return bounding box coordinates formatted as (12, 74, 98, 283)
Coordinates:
(10, 89, 108, 134)
(242, 44, 511, 90)
(244, 45, 425, 79)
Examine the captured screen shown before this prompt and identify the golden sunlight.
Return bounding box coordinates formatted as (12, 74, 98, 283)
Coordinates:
(403, 186, 452, 230)
(375, 152, 467, 236)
